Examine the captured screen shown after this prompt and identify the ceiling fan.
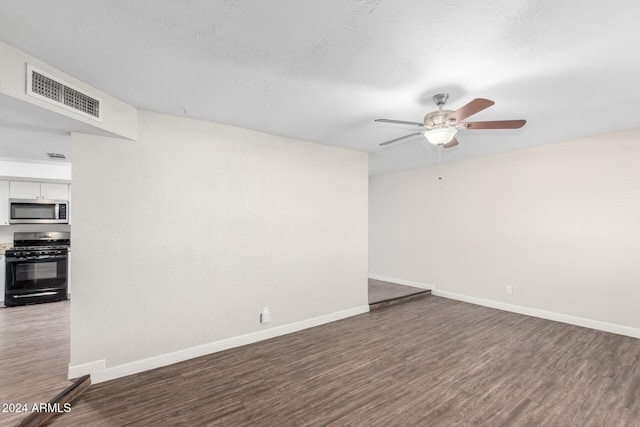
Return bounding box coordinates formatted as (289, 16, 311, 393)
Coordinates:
(375, 94, 526, 148)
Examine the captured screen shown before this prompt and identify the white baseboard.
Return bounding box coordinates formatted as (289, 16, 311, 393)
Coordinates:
(368, 274, 437, 291)
(367, 274, 640, 339)
(432, 289, 640, 339)
(68, 359, 105, 379)
(69, 304, 370, 384)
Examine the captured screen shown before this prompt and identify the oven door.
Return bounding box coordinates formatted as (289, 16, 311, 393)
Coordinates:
(5, 254, 68, 306)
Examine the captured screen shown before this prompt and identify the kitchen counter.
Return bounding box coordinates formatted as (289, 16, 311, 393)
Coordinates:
(0, 243, 11, 255)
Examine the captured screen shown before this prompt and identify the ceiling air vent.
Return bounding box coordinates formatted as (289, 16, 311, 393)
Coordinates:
(47, 152, 67, 160)
(26, 64, 102, 121)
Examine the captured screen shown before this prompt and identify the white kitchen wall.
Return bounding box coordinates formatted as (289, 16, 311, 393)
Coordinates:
(0, 159, 71, 181)
(370, 128, 640, 334)
(69, 111, 368, 380)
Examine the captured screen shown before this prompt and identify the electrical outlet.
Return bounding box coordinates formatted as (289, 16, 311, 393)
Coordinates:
(260, 307, 271, 323)
(506, 286, 513, 294)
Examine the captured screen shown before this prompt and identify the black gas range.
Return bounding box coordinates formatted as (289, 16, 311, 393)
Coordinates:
(4, 231, 70, 307)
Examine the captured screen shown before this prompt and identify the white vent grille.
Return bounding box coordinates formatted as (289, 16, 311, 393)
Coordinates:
(26, 64, 102, 121)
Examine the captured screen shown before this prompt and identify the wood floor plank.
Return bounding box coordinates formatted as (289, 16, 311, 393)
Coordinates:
(367, 278, 428, 305)
(45, 296, 640, 426)
(0, 301, 72, 427)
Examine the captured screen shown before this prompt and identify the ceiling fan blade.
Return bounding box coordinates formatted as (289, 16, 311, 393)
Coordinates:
(446, 98, 495, 123)
(375, 118, 425, 127)
(379, 132, 423, 146)
(443, 137, 459, 148)
(463, 119, 526, 130)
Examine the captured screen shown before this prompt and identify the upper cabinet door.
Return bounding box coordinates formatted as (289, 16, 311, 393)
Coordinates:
(9, 181, 42, 199)
(9, 181, 70, 200)
(41, 183, 69, 200)
(0, 181, 9, 226)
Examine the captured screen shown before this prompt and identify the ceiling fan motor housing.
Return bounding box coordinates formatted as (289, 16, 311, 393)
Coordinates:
(424, 109, 456, 129)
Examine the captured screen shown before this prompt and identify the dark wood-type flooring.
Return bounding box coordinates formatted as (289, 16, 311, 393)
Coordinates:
(0, 301, 72, 427)
(368, 278, 430, 309)
(48, 296, 640, 426)
(0, 280, 421, 426)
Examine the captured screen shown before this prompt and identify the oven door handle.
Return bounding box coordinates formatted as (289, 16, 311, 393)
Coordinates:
(13, 291, 59, 298)
(6, 255, 68, 262)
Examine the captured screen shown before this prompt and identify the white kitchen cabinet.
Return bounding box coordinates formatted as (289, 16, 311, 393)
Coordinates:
(67, 249, 71, 298)
(0, 254, 5, 306)
(9, 181, 69, 200)
(0, 181, 9, 226)
(9, 181, 41, 199)
(42, 183, 70, 200)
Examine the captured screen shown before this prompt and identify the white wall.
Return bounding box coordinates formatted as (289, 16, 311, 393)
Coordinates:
(370, 128, 640, 334)
(0, 39, 138, 140)
(70, 111, 368, 379)
(0, 159, 71, 181)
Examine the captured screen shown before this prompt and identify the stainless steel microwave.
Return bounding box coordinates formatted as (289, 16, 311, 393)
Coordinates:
(9, 199, 69, 224)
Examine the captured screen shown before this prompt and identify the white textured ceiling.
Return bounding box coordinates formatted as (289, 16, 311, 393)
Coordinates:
(1, 0, 639, 174)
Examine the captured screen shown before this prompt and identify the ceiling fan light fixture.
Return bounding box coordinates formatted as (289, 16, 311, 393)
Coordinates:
(376, 94, 526, 148)
(425, 128, 457, 145)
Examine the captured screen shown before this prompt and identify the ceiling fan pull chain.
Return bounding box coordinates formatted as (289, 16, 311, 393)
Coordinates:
(437, 144, 443, 180)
